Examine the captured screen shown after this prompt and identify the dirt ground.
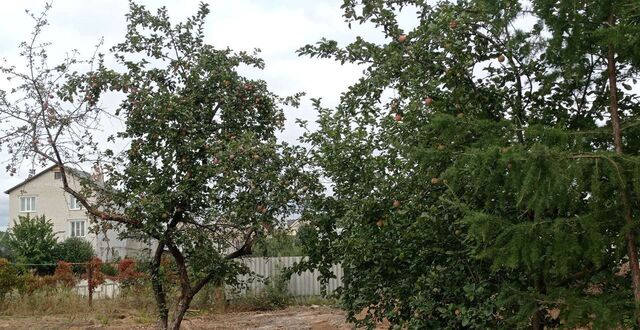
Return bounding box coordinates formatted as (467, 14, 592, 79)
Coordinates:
(181, 306, 353, 330)
(0, 306, 360, 330)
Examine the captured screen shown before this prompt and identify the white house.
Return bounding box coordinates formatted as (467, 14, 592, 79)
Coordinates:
(4, 165, 150, 261)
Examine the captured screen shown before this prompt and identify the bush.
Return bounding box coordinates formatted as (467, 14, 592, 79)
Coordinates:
(0, 232, 13, 261)
(53, 237, 94, 274)
(85, 257, 106, 288)
(100, 262, 118, 277)
(0, 258, 24, 301)
(8, 215, 58, 274)
(261, 270, 291, 309)
(232, 268, 291, 311)
(19, 265, 76, 295)
(53, 237, 94, 264)
(117, 258, 144, 284)
(53, 261, 76, 288)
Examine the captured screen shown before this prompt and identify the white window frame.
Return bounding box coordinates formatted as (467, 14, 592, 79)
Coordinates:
(19, 196, 36, 212)
(68, 195, 82, 210)
(69, 219, 86, 238)
(54, 171, 62, 180)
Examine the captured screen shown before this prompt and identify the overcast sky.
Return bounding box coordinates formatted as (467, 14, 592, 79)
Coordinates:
(0, 1, 417, 228)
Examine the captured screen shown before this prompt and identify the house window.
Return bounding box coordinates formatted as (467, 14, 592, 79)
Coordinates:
(19, 196, 36, 212)
(54, 172, 62, 180)
(70, 220, 86, 237)
(69, 195, 82, 210)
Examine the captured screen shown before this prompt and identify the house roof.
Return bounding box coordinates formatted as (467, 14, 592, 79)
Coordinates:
(3, 164, 90, 194)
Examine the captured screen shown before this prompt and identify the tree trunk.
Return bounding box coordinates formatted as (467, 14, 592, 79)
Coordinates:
(531, 272, 547, 330)
(162, 234, 247, 329)
(170, 294, 195, 330)
(165, 240, 193, 330)
(531, 309, 545, 330)
(151, 243, 169, 330)
(607, 14, 640, 326)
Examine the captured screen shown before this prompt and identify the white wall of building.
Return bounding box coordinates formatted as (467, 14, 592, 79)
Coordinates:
(5, 166, 149, 261)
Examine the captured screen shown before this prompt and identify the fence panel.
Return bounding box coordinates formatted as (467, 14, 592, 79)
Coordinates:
(231, 256, 343, 297)
(74, 279, 120, 299)
(72, 257, 344, 299)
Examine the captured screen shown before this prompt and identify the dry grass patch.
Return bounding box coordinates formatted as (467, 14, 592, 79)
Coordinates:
(0, 285, 158, 327)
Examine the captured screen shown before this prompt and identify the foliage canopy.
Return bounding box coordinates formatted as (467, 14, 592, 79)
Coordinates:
(0, 2, 318, 329)
(297, 0, 640, 328)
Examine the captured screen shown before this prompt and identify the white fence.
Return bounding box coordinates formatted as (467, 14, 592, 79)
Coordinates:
(233, 256, 343, 297)
(72, 256, 343, 299)
(74, 279, 120, 298)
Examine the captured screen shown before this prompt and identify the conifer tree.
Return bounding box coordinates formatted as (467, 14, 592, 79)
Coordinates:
(298, 0, 640, 328)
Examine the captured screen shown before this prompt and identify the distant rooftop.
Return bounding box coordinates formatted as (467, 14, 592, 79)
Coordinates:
(4, 164, 92, 194)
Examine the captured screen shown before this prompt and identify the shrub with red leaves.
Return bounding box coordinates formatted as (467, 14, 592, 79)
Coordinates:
(85, 257, 105, 288)
(117, 258, 144, 283)
(53, 261, 76, 287)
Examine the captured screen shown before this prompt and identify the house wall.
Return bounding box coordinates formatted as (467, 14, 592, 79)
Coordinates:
(6, 167, 149, 261)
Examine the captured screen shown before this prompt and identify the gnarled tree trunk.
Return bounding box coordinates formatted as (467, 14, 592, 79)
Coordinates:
(170, 293, 195, 330)
(150, 242, 169, 330)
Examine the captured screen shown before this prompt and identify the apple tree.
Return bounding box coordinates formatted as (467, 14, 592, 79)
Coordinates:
(0, 3, 318, 329)
(297, 0, 640, 328)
